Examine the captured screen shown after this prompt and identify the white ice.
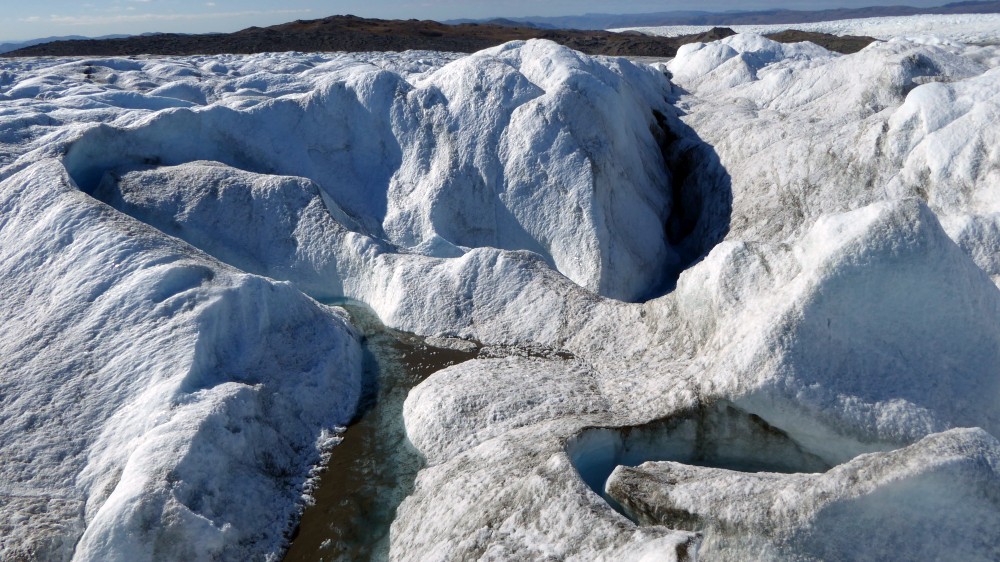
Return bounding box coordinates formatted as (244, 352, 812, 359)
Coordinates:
(619, 13, 1000, 45)
(0, 160, 363, 561)
(1, 24, 999, 561)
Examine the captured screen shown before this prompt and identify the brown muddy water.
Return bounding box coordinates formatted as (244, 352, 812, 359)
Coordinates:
(282, 302, 478, 562)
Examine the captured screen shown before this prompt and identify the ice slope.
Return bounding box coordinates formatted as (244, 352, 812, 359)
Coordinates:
(621, 13, 1000, 45)
(4, 41, 681, 302)
(686, 199, 1000, 458)
(391, 197, 1000, 560)
(0, 161, 362, 560)
(90, 161, 375, 301)
(0, 41, 686, 560)
(1, 31, 1000, 561)
(607, 428, 1000, 561)
(662, 34, 1000, 283)
(389, 36, 1000, 560)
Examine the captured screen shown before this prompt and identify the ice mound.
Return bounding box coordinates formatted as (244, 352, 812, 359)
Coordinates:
(681, 199, 1000, 461)
(404, 357, 610, 465)
(668, 34, 833, 89)
(607, 428, 1000, 561)
(886, 67, 1000, 281)
(0, 160, 362, 560)
(664, 35, 1000, 272)
(624, 13, 1000, 45)
(36, 39, 687, 302)
(391, 200, 1000, 560)
(389, 37, 1000, 561)
(90, 161, 379, 300)
(395, 357, 700, 560)
(1, 32, 999, 561)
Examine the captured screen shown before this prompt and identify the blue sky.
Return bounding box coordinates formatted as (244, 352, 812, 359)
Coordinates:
(0, 0, 953, 42)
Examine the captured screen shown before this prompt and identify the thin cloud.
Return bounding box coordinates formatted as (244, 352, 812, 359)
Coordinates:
(21, 9, 312, 27)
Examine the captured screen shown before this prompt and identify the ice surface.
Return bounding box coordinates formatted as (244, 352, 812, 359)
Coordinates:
(607, 428, 1000, 561)
(1, 27, 999, 561)
(663, 34, 1000, 284)
(5, 41, 683, 302)
(391, 34, 1000, 561)
(0, 161, 362, 560)
(621, 13, 1000, 45)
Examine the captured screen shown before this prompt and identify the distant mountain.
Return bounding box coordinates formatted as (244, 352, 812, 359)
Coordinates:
(447, 18, 557, 29)
(0, 34, 131, 54)
(4, 16, 715, 58)
(471, 18, 549, 29)
(3, 15, 875, 59)
(446, 0, 1000, 30)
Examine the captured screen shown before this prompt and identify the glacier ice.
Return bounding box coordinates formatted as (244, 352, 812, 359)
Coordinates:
(0, 160, 362, 561)
(621, 13, 1000, 46)
(0, 27, 999, 561)
(391, 35, 1000, 561)
(11, 41, 690, 302)
(606, 428, 1000, 561)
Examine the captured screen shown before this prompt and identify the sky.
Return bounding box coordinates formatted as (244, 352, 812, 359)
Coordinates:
(0, 0, 957, 42)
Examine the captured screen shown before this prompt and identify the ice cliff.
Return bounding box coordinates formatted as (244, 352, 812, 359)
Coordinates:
(1, 32, 999, 561)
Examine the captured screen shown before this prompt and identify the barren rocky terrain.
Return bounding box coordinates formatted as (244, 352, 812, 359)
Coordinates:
(3, 15, 876, 57)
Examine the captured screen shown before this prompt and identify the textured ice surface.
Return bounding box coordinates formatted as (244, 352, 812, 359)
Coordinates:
(1, 29, 999, 561)
(4, 43, 682, 302)
(0, 161, 363, 561)
(0, 42, 687, 560)
(393, 35, 1000, 561)
(621, 13, 1000, 45)
(607, 428, 1000, 561)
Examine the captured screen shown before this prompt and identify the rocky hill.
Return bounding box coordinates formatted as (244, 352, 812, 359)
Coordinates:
(4, 15, 875, 57)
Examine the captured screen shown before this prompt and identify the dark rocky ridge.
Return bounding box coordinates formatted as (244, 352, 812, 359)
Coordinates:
(4, 15, 875, 58)
(764, 30, 878, 54)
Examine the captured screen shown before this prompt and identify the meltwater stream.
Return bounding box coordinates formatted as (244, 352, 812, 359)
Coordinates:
(282, 302, 478, 562)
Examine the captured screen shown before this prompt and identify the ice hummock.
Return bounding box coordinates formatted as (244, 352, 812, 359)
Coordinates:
(0, 41, 689, 560)
(0, 28, 999, 562)
(0, 161, 362, 561)
(9, 40, 688, 303)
